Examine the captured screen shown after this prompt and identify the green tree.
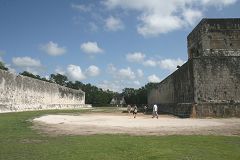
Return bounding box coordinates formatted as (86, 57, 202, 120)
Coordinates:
(41, 77, 52, 83)
(122, 83, 158, 105)
(50, 73, 68, 86)
(0, 61, 8, 71)
(122, 88, 137, 104)
(66, 81, 84, 90)
(74, 82, 117, 106)
(20, 71, 41, 80)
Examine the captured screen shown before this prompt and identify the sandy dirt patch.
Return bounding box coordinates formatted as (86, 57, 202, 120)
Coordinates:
(33, 113, 240, 136)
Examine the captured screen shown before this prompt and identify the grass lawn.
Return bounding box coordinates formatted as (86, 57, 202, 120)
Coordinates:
(0, 109, 239, 160)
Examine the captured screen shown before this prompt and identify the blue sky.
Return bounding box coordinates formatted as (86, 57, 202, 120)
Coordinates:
(0, 0, 240, 92)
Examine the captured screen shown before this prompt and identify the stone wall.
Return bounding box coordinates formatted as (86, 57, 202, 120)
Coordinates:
(148, 57, 240, 117)
(148, 60, 194, 117)
(192, 57, 240, 117)
(194, 103, 240, 118)
(0, 69, 91, 112)
(193, 57, 240, 103)
(148, 18, 240, 117)
(188, 18, 240, 58)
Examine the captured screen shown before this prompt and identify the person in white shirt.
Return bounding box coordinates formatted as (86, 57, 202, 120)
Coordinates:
(152, 104, 158, 119)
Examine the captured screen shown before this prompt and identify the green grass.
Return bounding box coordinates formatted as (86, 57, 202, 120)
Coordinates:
(0, 109, 239, 160)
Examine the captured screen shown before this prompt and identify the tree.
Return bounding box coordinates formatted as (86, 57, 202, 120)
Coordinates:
(41, 77, 52, 83)
(122, 83, 158, 105)
(20, 71, 41, 80)
(66, 81, 84, 90)
(122, 88, 137, 104)
(50, 73, 68, 86)
(0, 61, 8, 71)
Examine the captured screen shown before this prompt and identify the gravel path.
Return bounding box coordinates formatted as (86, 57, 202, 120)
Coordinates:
(33, 113, 240, 136)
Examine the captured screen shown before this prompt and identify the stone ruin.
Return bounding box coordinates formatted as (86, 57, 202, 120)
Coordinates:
(148, 18, 240, 117)
(0, 69, 91, 112)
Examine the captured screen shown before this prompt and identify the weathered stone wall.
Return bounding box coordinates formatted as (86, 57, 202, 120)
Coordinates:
(147, 76, 174, 105)
(193, 57, 240, 103)
(148, 60, 194, 117)
(194, 103, 240, 118)
(148, 18, 240, 117)
(192, 57, 240, 117)
(188, 18, 240, 59)
(0, 69, 90, 112)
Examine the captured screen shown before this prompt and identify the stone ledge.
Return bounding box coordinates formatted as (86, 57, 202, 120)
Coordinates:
(195, 102, 240, 118)
(0, 104, 92, 113)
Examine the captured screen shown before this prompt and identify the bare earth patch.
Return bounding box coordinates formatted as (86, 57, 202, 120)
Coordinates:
(33, 113, 240, 136)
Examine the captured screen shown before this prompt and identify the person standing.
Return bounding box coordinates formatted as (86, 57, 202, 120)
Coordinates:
(127, 104, 131, 114)
(152, 104, 158, 119)
(143, 105, 147, 114)
(133, 105, 138, 118)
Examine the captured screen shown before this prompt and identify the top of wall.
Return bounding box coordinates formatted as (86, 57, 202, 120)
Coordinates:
(0, 69, 85, 95)
(187, 18, 240, 59)
(188, 18, 240, 40)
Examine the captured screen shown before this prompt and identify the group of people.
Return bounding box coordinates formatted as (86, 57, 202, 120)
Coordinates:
(126, 104, 158, 119)
(127, 104, 138, 118)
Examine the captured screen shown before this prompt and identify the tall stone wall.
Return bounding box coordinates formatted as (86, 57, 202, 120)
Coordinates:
(193, 57, 240, 103)
(148, 57, 240, 117)
(148, 60, 194, 117)
(148, 76, 174, 105)
(193, 57, 240, 117)
(188, 18, 240, 58)
(148, 18, 240, 118)
(0, 69, 90, 112)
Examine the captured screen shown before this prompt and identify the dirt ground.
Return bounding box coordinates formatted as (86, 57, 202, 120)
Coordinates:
(33, 112, 240, 136)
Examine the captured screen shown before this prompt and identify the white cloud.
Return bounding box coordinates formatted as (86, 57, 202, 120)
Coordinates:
(66, 64, 86, 81)
(5, 64, 16, 74)
(137, 69, 144, 77)
(143, 59, 157, 67)
(183, 9, 203, 26)
(80, 41, 103, 55)
(12, 57, 41, 67)
(98, 79, 141, 92)
(107, 63, 117, 73)
(98, 80, 122, 92)
(55, 65, 100, 81)
(148, 74, 161, 83)
(71, 4, 92, 12)
(41, 41, 66, 56)
(201, 0, 237, 7)
(55, 67, 66, 75)
(101, 65, 145, 91)
(126, 52, 145, 63)
(125, 51, 186, 72)
(159, 58, 185, 71)
(86, 65, 100, 77)
(105, 16, 124, 31)
(118, 67, 135, 80)
(137, 14, 183, 37)
(108, 64, 137, 80)
(12, 56, 43, 75)
(133, 80, 141, 86)
(103, 0, 237, 37)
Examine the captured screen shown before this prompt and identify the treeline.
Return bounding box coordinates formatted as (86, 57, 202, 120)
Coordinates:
(20, 71, 118, 106)
(0, 62, 158, 106)
(122, 83, 158, 105)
